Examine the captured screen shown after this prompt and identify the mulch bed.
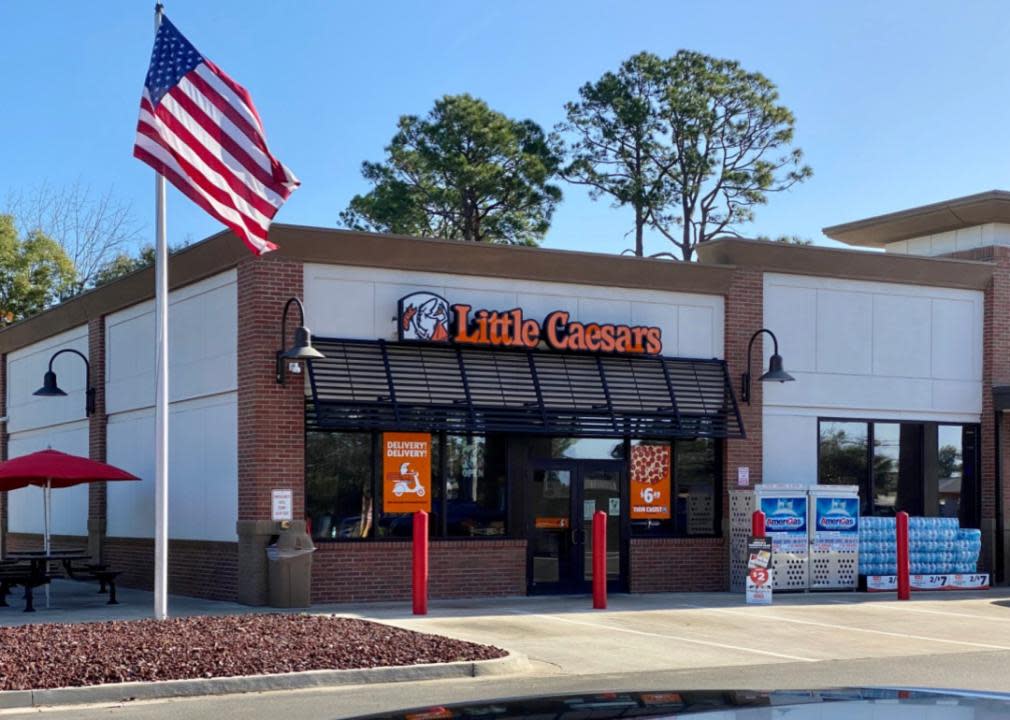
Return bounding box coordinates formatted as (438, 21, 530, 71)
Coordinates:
(0, 614, 506, 691)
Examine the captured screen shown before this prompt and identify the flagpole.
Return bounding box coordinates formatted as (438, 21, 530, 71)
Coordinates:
(153, 1, 170, 621)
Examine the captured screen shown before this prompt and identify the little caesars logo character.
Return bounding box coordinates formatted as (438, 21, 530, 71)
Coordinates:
(399, 292, 450, 342)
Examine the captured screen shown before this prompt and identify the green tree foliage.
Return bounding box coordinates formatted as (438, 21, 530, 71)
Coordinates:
(341, 94, 563, 245)
(92, 245, 156, 287)
(0, 214, 75, 326)
(561, 51, 812, 260)
(560, 52, 671, 257)
(757, 234, 812, 245)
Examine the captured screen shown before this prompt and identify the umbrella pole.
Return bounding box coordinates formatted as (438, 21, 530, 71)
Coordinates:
(44, 479, 51, 609)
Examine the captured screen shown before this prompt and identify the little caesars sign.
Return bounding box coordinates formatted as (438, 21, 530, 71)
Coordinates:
(398, 292, 663, 355)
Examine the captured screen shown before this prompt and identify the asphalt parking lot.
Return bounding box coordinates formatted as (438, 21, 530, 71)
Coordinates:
(336, 589, 1010, 675)
(8, 589, 1010, 720)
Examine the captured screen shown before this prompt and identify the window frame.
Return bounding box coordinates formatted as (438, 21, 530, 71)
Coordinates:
(306, 430, 511, 543)
(629, 437, 723, 539)
(817, 417, 981, 525)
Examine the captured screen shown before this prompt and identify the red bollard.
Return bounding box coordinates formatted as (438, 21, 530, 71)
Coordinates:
(592, 510, 607, 609)
(752, 510, 766, 539)
(412, 510, 428, 615)
(896, 511, 910, 601)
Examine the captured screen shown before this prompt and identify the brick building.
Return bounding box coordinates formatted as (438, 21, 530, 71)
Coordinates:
(0, 191, 1006, 603)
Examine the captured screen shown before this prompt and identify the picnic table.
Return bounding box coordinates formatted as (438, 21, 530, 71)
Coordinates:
(2, 552, 121, 612)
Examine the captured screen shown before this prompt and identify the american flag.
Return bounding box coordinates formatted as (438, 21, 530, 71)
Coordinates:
(134, 16, 299, 255)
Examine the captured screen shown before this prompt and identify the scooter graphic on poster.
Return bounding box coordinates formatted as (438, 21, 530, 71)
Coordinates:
(392, 462, 426, 498)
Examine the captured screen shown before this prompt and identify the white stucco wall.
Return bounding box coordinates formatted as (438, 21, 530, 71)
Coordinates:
(883, 223, 1010, 256)
(104, 270, 238, 542)
(6, 326, 89, 435)
(5, 326, 91, 536)
(105, 270, 237, 414)
(105, 394, 237, 541)
(303, 264, 725, 359)
(762, 272, 984, 485)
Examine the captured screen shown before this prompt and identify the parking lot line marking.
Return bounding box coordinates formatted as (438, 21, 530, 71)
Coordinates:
(679, 605, 1010, 651)
(823, 598, 1010, 623)
(505, 610, 818, 663)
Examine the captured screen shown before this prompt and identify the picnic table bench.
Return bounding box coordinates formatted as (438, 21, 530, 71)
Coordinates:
(0, 554, 123, 611)
(0, 560, 57, 612)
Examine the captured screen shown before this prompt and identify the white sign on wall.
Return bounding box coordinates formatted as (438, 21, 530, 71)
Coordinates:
(271, 489, 293, 522)
(737, 466, 750, 487)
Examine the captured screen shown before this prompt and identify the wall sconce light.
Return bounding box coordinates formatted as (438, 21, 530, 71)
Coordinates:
(741, 328, 794, 404)
(276, 297, 324, 385)
(33, 348, 96, 416)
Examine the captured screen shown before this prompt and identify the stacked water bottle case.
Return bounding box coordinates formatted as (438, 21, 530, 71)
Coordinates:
(858, 516, 987, 591)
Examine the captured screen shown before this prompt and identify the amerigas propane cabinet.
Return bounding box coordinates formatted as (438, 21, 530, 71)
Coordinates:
(729, 484, 809, 592)
(808, 485, 859, 590)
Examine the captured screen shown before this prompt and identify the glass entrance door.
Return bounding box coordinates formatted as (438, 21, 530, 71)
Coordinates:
(528, 460, 626, 594)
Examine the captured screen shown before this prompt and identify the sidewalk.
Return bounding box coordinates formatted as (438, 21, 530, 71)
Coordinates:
(0, 579, 248, 626)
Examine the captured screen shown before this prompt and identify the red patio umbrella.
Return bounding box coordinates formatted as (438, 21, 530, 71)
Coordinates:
(0, 449, 139, 551)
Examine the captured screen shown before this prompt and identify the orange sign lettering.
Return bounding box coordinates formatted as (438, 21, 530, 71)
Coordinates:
(382, 432, 432, 514)
(630, 444, 671, 520)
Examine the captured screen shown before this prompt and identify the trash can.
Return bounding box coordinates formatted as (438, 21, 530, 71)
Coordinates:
(266, 527, 315, 608)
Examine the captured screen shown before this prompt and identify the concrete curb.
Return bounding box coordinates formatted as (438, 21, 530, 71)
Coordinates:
(0, 651, 530, 710)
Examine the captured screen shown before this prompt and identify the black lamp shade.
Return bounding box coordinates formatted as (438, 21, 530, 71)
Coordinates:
(280, 326, 324, 361)
(34, 370, 67, 397)
(759, 353, 795, 383)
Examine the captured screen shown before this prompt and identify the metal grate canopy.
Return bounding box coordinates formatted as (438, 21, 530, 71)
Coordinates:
(306, 338, 745, 439)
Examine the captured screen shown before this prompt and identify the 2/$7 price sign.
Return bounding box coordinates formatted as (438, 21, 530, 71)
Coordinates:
(382, 432, 432, 513)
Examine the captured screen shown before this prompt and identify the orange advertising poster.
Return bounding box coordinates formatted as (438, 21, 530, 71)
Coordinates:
(382, 432, 432, 513)
(630, 444, 671, 520)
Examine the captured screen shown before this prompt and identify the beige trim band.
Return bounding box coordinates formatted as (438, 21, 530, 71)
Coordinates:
(696, 237, 993, 290)
(0, 225, 736, 355)
(822, 190, 1010, 247)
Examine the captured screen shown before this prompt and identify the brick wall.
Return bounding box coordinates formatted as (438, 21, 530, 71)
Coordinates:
(236, 257, 306, 521)
(629, 537, 727, 592)
(943, 246, 1010, 577)
(723, 268, 764, 495)
(103, 537, 238, 601)
(7, 533, 88, 553)
(312, 540, 528, 603)
(87, 318, 107, 562)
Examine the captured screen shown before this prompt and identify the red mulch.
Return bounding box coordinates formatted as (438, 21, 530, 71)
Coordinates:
(0, 614, 506, 691)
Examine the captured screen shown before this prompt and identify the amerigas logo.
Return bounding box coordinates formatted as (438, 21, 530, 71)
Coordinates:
(817, 497, 858, 531)
(399, 292, 450, 342)
(762, 497, 807, 532)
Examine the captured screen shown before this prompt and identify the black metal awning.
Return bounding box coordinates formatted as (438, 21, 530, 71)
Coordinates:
(306, 338, 745, 439)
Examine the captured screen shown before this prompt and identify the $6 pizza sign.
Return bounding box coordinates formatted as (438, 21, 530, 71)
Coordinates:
(630, 444, 671, 520)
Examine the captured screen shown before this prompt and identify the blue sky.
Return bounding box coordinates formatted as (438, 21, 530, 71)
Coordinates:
(3, 1, 1010, 256)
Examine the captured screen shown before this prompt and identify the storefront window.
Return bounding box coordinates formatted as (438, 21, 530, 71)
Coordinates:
(376, 439, 441, 539)
(305, 432, 374, 540)
(631, 439, 719, 537)
(675, 438, 718, 536)
(445, 435, 507, 536)
(819, 419, 977, 522)
(818, 422, 869, 489)
(936, 425, 963, 519)
(872, 423, 900, 516)
(548, 437, 625, 460)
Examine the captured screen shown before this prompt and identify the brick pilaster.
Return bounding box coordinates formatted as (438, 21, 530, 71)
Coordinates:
(723, 267, 764, 495)
(944, 246, 1010, 580)
(235, 256, 305, 604)
(87, 317, 107, 562)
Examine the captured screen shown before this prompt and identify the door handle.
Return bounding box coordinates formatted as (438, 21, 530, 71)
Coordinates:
(571, 528, 586, 544)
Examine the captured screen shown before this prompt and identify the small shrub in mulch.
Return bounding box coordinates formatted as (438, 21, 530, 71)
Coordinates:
(0, 614, 506, 691)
